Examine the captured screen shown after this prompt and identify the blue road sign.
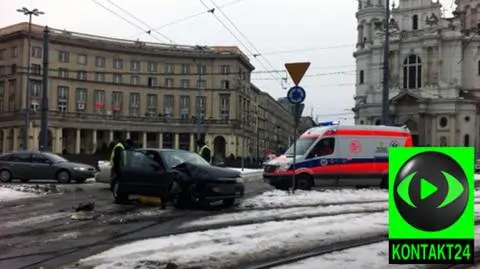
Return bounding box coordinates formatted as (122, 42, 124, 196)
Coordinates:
(287, 86, 306, 104)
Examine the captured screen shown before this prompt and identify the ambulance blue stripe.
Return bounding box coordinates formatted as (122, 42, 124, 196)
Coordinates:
(289, 157, 389, 170)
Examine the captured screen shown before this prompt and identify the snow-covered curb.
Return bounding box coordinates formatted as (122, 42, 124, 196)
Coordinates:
(0, 187, 38, 202)
(78, 212, 387, 269)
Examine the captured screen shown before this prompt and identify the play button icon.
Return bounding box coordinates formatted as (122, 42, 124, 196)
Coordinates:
(420, 178, 438, 200)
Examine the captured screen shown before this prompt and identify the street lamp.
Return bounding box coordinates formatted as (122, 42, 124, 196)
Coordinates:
(17, 7, 44, 150)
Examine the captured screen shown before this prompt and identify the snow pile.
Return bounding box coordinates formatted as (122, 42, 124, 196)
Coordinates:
(79, 212, 387, 269)
(0, 187, 38, 202)
(0, 184, 63, 195)
(239, 189, 388, 209)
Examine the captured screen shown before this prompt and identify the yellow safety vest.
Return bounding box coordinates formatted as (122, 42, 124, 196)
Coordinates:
(109, 143, 125, 165)
(198, 145, 211, 162)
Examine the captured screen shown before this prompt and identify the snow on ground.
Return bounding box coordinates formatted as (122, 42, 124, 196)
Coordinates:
(239, 189, 388, 209)
(181, 202, 388, 228)
(0, 187, 37, 202)
(79, 212, 388, 269)
(1, 212, 69, 228)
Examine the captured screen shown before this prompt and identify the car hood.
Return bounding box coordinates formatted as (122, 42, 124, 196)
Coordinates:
(175, 163, 240, 179)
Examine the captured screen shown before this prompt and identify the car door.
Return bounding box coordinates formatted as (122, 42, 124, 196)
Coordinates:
(10, 153, 33, 180)
(144, 150, 174, 195)
(121, 150, 158, 195)
(30, 153, 55, 179)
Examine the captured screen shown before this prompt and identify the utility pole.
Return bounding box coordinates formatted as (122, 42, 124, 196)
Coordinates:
(381, 0, 391, 125)
(17, 7, 44, 150)
(40, 26, 49, 151)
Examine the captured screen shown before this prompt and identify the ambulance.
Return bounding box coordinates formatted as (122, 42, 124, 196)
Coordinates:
(263, 122, 413, 190)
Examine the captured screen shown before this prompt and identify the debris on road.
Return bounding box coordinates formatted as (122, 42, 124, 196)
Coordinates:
(74, 202, 95, 212)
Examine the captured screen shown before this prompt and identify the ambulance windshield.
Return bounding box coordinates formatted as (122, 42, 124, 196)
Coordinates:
(284, 137, 316, 157)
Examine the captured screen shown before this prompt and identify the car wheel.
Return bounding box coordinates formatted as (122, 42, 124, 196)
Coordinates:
(56, 170, 71, 183)
(112, 180, 129, 204)
(295, 174, 313, 191)
(0, 169, 12, 183)
(222, 198, 235, 207)
(170, 181, 189, 209)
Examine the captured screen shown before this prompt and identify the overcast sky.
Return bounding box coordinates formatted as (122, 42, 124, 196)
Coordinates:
(2, 0, 455, 124)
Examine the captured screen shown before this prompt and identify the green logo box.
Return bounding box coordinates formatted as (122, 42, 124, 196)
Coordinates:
(388, 147, 474, 264)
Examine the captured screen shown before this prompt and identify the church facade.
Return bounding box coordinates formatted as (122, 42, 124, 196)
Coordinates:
(353, 0, 480, 147)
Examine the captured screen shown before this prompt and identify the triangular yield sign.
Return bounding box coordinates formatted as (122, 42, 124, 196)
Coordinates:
(285, 62, 310, 86)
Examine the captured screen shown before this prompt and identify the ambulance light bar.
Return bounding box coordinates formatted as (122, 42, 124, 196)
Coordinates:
(317, 121, 340, 126)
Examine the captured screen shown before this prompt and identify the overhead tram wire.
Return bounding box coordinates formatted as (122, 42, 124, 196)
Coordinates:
(90, 0, 170, 44)
(208, 0, 285, 86)
(198, 0, 286, 88)
(128, 0, 249, 39)
(255, 44, 354, 56)
(104, 0, 174, 43)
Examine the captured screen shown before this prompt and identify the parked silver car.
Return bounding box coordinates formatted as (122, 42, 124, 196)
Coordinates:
(0, 150, 97, 183)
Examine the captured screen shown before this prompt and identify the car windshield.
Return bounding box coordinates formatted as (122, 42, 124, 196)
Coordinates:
(43, 152, 68, 163)
(162, 151, 210, 168)
(284, 137, 317, 156)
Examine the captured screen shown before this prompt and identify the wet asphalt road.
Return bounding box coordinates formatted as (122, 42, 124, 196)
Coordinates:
(0, 180, 272, 269)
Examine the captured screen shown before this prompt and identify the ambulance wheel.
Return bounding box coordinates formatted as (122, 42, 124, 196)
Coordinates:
(295, 174, 313, 191)
(379, 175, 388, 190)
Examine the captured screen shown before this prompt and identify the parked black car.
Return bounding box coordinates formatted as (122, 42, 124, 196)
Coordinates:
(111, 148, 245, 208)
(0, 150, 97, 183)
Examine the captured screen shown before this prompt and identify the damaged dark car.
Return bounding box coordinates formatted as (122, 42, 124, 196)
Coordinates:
(111, 148, 245, 208)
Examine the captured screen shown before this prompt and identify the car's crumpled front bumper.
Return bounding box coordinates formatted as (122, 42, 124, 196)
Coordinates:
(199, 180, 245, 201)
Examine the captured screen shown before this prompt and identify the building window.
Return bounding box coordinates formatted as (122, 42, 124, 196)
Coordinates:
(58, 51, 69, 62)
(31, 64, 41, 75)
(221, 64, 230, 75)
(113, 58, 123, 69)
(129, 93, 140, 116)
(57, 86, 68, 112)
(359, 70, 364, 84)
(464, 134, 470, 146)
(196, 79, 206, 89)
(195, 96, 206, 120)
(77, 71, 87, 80)
(439, 116, 448, 128)
(58, 68, 69, 79)
(75, 88, 87, 112)
(220, 94, 229, 120)
(11, 47, 18, 58)
(95, 72, 105, 82)
(146, 94, 157, 117)
(164, 78, 174, 88)
(148, 61, 157, 72)
(165, 63, 174, 74)
(77, 54, 87, 65)
(131, 60, 140, 71)
(95, 56, 105, 67)
(31, 46, 42, 58)
(94, 90, 105, 114)
(0, 48, 5, 60)
(180, 79, 190, 89)
(113, 74, 122, 84)
(179, 95, 190, 120)
(221, 80, 230, 89)
(403, 55, 422, 89)
(112, 91, 123, 117)
(197, 64, 206, 75)
(147, 77, 157, 87)
(412, 15, 418, 30)
(130, 75, 140, 85)
(163, 95, 174, 118)
(181, 64, 190, 74)
(31, 80, 42, 98)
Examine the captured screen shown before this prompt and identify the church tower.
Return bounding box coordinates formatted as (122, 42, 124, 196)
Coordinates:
(356, 0, 386, 49)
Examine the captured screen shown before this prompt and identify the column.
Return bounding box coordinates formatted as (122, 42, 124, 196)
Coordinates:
(12, 128, 18, 151)
(174, 133, 179, 149)
(157, 133, 163, 148)
(190, 133, 195, 151)
(108, 130, 114, 143)
(32, 127, 39, 149)
(75, 129, 81, 154)
(125, 131, 130, 139)
(430, 116, 436, 145)
(55, 128, 63, 153)
(92, 129, 97, 153)
(2, 129, 8, 153)
(450, 115, 456, 145)
(142, 132, 147, 148)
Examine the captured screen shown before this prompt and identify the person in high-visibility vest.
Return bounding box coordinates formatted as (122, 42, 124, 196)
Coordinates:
(197, 139, 212, 163)
(109, 139, 134, 180)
